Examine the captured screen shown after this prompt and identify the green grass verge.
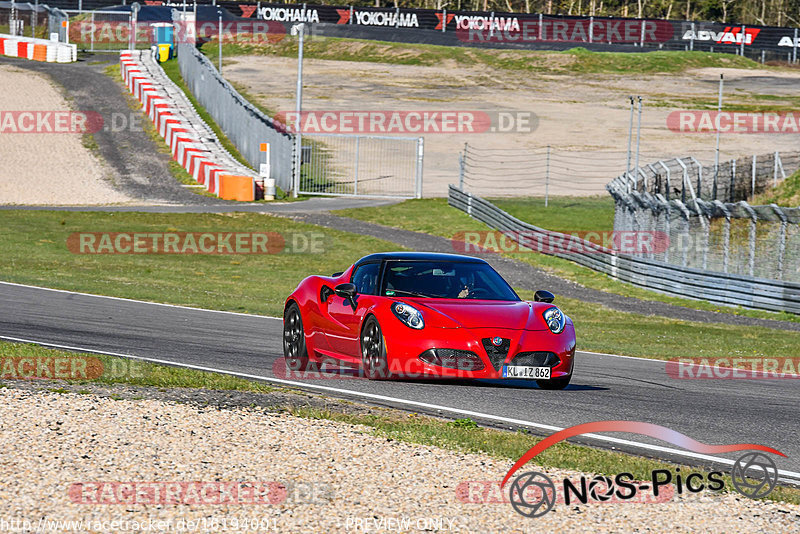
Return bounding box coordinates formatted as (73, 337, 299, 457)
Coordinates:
(200, 38, 762, 75)
(4, 339, 797, 505)
(752, 170, 800, 207)
(490, 195, 616, 233)
(0, 340, 275, 392)
(335, 198, 800, 324)
(0, 210, 400, 316)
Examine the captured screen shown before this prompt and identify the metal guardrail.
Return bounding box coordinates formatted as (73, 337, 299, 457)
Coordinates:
(448, 185, 800, 314)
(176, 42, 294, 192)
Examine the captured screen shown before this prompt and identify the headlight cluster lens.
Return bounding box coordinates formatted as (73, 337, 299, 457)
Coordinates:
(392, 302, 424, 329)
(543, 307, 566, 334)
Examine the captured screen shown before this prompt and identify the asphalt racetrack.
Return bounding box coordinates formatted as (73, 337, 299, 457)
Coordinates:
(1, 280, 798, 484)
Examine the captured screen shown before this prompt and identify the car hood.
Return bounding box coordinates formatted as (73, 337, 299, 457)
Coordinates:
(410, 299, 553, 330)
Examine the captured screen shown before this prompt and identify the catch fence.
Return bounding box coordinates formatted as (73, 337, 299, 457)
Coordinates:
(176, 41, 295, 192)
(298, 133, 423, 198)
(610, 151, 800, 282)
(448, 185, 800, 314)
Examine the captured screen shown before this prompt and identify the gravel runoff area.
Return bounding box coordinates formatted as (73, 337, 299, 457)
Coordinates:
(1, 381, 799, 533)
(224, 56, 800, 197)
(0, 55, 232, 206)
(0, 65, 132, 206)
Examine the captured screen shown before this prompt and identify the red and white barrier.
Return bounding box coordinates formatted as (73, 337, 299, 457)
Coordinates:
(0, 34, 76, 63)
(119, 51, 260, 201)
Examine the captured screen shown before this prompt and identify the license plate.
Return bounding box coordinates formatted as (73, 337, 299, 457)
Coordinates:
(503, 366, 551, 379)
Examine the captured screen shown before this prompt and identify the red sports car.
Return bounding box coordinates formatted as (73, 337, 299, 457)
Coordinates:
(283, 252, 576, 388)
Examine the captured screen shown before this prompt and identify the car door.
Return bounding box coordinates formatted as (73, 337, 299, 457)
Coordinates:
(325, 261, 382, 360)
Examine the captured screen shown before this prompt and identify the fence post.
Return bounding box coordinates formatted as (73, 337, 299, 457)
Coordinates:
(353, 136, 360, 196)
(538, 13, 543, 40)
(774, 151, 779, 186)
(626, 96, 634, 193)
(690, 22, 694, 51)
(415, 137, 424, 199)
(658, 160, 670, 201)
(677, 158, 688, 203)
(741, 202, 757, 277)
(589, 16, 593, 43)
(794, 28, 799, 63)
(773, 204, 787, 280)
(740, 25, 746, 56)
(663, 200, 671, 264)
(751, 154, 757, 197)
(442, 8, 446, 32)
(90, 11, 95, 52)
(714, 200, 731, 274)
(545, 145, 550, 207)
(458, 152, 464, 191)
(729, 160, 736, 203)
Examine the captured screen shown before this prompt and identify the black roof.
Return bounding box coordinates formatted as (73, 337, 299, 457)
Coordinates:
(354, 252, 487, 267)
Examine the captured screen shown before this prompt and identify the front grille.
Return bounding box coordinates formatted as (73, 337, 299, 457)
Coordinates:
(511, 351, 560, 368)
(419, 349, 484, 371)
(481, 338, 511, 371)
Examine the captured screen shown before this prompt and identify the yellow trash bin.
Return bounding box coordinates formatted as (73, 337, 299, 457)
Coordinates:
(158, 44, 171, 63)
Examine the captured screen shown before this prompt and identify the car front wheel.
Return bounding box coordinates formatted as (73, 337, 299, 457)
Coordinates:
(361, 316, 389, 380)
(283, 303, 310, 372)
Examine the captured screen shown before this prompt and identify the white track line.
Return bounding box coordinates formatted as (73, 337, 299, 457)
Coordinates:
(0, 281, 281, 320)
(2, 334, 799, 485)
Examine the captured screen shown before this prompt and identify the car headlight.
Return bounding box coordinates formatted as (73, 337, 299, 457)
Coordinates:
(392, 302, 424, 330)
(543, 306, 565, 334)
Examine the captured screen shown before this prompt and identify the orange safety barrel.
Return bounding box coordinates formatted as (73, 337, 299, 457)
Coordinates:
(32, 44, 47, 61)
(218, 175, 255, 202)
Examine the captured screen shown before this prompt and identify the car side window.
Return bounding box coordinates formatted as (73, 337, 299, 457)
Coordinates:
(351, 263, 381, 296)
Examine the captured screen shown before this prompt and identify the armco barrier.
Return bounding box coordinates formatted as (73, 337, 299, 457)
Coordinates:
(0, 33, 76, 62)
(119, 50, 260, 201)
(448, 185, 800, 314)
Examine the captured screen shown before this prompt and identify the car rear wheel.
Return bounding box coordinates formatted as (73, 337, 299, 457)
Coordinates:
(361, 316, 389, 379)
(283, 303, 310, 372)
(537, 374, 571, 390)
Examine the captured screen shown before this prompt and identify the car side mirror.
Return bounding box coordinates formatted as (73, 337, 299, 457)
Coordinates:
(335, 283, 358, 310)
(534, 290, 555, 303)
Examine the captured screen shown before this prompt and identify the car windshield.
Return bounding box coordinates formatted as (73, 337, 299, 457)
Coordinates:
(381, 261, 520, 301)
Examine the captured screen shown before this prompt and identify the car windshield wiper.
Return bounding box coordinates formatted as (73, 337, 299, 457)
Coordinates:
(388, 290, 434, 298)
